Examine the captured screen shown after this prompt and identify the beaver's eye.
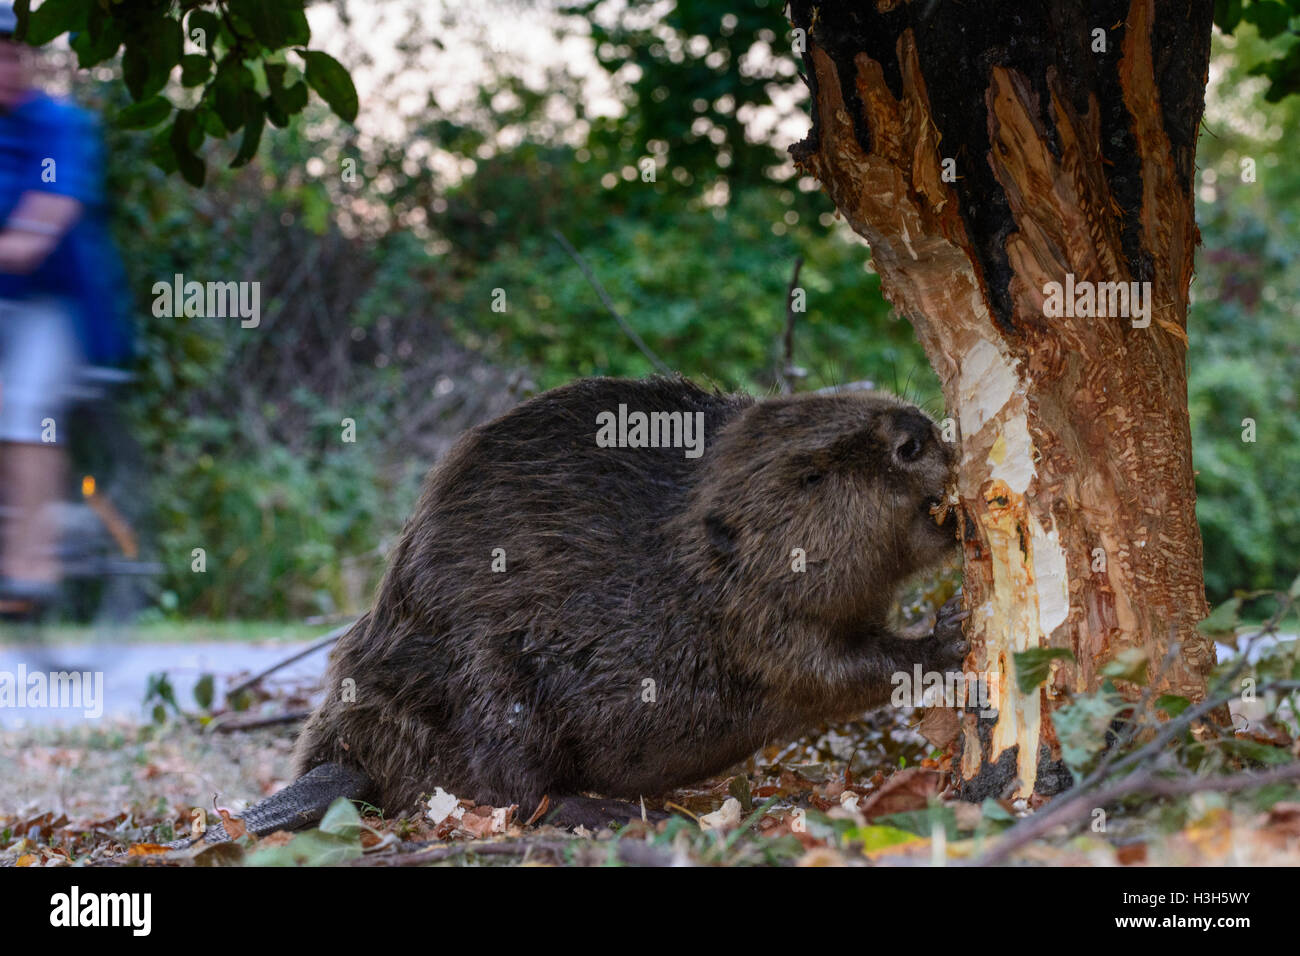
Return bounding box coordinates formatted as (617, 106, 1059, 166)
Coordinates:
(802, 472, 823, 488)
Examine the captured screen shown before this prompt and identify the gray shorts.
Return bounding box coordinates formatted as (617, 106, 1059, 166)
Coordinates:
(0, 297, 83, 444)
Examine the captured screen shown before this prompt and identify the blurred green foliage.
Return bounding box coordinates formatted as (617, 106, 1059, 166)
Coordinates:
(456, 187, 930, 396)
(1213, 0, 1300, 100)
(1187, 25, 1300, 600)
(57, 3, 1299, 617)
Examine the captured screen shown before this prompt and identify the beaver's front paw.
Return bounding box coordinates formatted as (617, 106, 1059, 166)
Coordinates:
(925, 593, 970, 671)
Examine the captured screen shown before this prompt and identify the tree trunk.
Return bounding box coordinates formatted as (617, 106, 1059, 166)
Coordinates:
(789, 0, 1217, 796)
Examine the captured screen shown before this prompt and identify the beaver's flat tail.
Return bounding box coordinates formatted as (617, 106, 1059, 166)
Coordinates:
(171, 762, 376, 847)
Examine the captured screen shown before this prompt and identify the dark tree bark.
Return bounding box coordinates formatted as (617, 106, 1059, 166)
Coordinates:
(789, 0, 1217, 795)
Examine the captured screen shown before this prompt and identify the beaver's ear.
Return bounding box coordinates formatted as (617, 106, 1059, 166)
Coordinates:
(704, 513, 737, 555)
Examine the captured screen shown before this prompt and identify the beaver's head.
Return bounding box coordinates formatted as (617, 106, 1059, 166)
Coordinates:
(681, 390, 957, 630)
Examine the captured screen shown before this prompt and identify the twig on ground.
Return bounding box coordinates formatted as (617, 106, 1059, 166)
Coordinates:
(209, 709, 312, 733)
(973, 604, 1298, 865)
(223, 622, 353, 704)
(973, 760, 1300, 866)
(348, 837, 681, 867)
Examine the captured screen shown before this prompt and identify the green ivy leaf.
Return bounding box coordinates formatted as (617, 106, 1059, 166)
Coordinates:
(265, 63, 310, 127)
(1100, 647, 1149, 685)
(122, 14, 182, 101)
(231, 98, 265, 167)
(115, 95, 172, 130)
(840, 824, 922, 853)
(228, 0, 310, 49)
(1214, 0, 1245, 34)
(211, 59, 256, 132)
(245, 829, 361, 866)
(193, 673, 215, 710)
(147, 124, 177, 174)
(875, 805, 961, 841)
(319, 797, 363, 838)
(1054, 690, 1124, 779)
(1243, 0, 1292, 39)
(302, 50, 358, 123)
(144, 671, 179, 710)
(281, 80, 309, 114)
(69, 7, 122, 68)
(169, 111, 206, 187)
(1221, 737, 1294, 765)
(24, 0, 91, 46)
(181, 54, 211, 88)
(1249, 44, 1300, 103)
(1012, 647, 1075, 695)
(264, 95, 288, 129)
(1198, 596, 1243, 638)
(1155, 694, 1191, 718)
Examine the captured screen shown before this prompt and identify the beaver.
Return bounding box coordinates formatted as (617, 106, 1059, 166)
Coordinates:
(195, 376, 966, 840)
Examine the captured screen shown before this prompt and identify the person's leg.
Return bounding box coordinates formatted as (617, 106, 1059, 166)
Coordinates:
(0, 439, 65, 587)
(0, 297, 81, 603)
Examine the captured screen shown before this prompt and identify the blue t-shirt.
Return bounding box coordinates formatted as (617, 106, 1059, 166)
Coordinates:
(0, 92, 131, 365)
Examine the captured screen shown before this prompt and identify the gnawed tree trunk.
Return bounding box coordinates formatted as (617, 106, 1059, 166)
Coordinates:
(789, 0, 1217, 796)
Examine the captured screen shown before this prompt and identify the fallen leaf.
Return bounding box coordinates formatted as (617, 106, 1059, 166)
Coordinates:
(700, 797, 744, 831)
(127, 843, 171, 856)
(215, 807, 247, 841)
(796, 846, 846, 866)
(918, 707, 961, 749)
(524, 795, 549, 827)
(1116, 842, 1147, 865)
(426, 787, 465, 826)
(459, 809, 497, 839)
(858, 768, 944, 820)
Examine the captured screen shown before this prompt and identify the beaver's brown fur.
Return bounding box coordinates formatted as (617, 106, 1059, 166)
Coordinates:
(292, 375, 962, 816)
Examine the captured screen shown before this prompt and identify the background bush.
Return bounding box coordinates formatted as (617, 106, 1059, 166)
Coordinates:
(61, 8, 1298, 618)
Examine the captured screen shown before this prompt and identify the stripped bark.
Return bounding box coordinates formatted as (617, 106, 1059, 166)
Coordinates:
(789, 0, 1216, 795)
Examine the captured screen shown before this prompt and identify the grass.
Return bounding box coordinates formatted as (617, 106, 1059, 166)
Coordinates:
(0, 618, 345, 647)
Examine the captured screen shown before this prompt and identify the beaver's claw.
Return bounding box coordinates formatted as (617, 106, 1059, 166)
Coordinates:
(927, 593, 970, 671)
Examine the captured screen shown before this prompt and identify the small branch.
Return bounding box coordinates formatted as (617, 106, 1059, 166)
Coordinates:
(973, 760, 1300, 866)
(778, 256, 804, 394)
(223, 622, 354, 704)
(209, 710, 312, 733)
(551, 230, 672, 376)
(979, 610, 1298, 864)
(348, 837, 681, 867)
(974, 671, 1300, 866)
(1081, 632, 1186, 791)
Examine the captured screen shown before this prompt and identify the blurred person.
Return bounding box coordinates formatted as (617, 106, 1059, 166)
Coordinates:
(0, 3, 130, 617)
